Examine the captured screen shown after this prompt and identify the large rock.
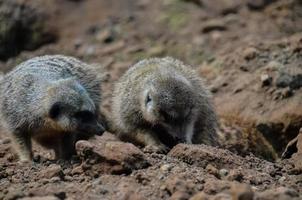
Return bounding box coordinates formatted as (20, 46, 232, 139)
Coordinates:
(256, 187, 300, 200)
(169, 144, 278, 185)
(75, 133, 150, 175)
(0, 0, 56, 60)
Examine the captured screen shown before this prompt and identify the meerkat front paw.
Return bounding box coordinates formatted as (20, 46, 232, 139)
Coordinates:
(143, 144, 170, 154)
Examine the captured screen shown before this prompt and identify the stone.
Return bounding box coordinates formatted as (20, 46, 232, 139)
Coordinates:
(189, 192, 209, 200)
(243, 47, 258, 60)
(205, 164, 219, 177)
(247, 0, 276, 10)
(96, 28, 115, 43)
(169, 191, 191, 200)
(276, 73, 302, 90)
(276, 73, 292, 88)
(290, 74, 302, 89)
(39, 164, 63, 179)
(230, 183, 254, 200)
(20, 196, 59, 200)
(165, 176, 196, 195)
(160, 164, 173, 172)
(0, 138, 11, 144)
(219, 169, 229, 177)
(260, 74, 272, 87)
(203, 179, 231, 195)
(257, 187, 299, 200)
(0, 0, 56, 60)
(226, 170, 243, 182)
(75, 134, 150, 175)
(202, 19, 227, 33)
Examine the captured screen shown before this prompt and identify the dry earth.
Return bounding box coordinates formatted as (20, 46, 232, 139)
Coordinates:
(0, 0, 302, 199)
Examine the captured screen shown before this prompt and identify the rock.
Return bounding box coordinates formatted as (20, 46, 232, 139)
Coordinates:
(202, 19, 227, 33)
(164, 176, 197, 195)
(203, 179, 231, 195)
(148, 45, 165, 57)
(280, 87, 293, 99)
(260, 74, 272, 87)
(205, 164, 219, 177)
(230, 183, 254, 200)
(0, 138, 11, 144)
(20, 196, 59, 200)
(226, 170, 243, 182)
(71, 165, 83, 175)
(160, 164, 173, 172)
(247, 0, 276, 10)
(290, 74, 302, 89)
(119, 189, 146, 200)
(39, 164, 63, 179)
(169, 191, 191, 200)
(169, 144, 245, 169)
(182, 0, 202, 6)
(219, 169, 229, 177)
(5, 187, 25, 200)
(0, 0, 56, 60)
(100, 41, 125, 55)
(75, 134, 150, 175)
(276, 73, 302, 90)
(183, 0, 241, 15)
(257, 187, 300, 200)
(189, 192, 209, 200)
(243, 47, 258, 60)
(276, 73, 292, 88)
(212, 193, 232, 200)
(96, 28, 116, 43)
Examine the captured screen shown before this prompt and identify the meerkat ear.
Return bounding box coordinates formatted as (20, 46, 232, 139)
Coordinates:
(49, 102, 62, 119)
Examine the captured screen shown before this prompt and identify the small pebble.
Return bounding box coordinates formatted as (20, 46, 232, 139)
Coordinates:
(160, 164, 173, 172)
(219, 169, 229, 177)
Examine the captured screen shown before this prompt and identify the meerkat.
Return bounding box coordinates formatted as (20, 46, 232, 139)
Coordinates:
(111, 57, 218, 153)
(0, 55, 106, 161)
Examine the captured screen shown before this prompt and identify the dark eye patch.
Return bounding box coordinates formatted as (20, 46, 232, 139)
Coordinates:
(49, 102, 62, 119)
(74, 111, 95, 123)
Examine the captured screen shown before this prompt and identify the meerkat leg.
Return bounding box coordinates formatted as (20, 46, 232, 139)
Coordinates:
(11, 130, 32, 162)
(185, 121, 195, 144)
(54, 134, 75, 160)
(131, 129, 169, 153)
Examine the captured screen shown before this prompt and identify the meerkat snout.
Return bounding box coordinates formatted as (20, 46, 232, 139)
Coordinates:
(141, 79, 197, 142)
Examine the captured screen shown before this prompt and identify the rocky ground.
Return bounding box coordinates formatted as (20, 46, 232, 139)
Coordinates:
(0, 0, 302, 199)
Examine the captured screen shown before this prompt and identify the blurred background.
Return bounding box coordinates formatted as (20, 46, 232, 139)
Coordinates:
(0, 0, 302, 161)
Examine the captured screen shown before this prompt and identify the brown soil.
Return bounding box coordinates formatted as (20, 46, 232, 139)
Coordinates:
(0, 0, 302, 199)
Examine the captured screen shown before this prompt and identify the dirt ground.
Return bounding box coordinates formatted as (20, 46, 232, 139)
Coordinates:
(0, 0, 302, 199)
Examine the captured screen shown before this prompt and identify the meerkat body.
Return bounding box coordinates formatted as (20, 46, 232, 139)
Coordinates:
(0, 55, 106, 161)
(111, 57, 218, 152)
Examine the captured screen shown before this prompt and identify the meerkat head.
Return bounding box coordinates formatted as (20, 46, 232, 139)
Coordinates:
(45, 78, 104, 137)
(141, 75, 197, 141)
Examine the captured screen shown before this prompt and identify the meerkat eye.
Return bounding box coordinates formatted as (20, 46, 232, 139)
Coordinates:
(145, 93, 152, 105)
(74, 111, 95, 123)
(49, 102, 62, 119)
